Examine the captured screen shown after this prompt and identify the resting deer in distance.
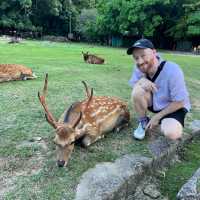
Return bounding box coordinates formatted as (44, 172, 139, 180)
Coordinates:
(38, 74, 130, 167)
(0, 64, 37, 83)
(82, 51, 105, 64)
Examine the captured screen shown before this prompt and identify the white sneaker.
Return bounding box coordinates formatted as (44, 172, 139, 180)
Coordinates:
(133, 122, 146, 140)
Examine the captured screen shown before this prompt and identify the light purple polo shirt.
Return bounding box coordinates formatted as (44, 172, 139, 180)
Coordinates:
(129, 60, 191, 111)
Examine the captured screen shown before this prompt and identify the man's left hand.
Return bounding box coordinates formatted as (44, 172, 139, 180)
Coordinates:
(145, 114, 161, 130)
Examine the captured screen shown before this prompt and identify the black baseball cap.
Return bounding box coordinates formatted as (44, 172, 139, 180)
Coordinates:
(127, 39, 155, 55)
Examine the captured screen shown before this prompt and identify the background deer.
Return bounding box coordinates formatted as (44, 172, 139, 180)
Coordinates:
(0, 64, 37, 83)
(82, 51, 105, 64)
(38, 74, 130, 167)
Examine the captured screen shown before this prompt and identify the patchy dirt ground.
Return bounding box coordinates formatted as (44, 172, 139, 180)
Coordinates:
(0, 138, 48, 199)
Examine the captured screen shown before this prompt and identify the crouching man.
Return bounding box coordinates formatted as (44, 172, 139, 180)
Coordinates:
(127, 39, 191, 140)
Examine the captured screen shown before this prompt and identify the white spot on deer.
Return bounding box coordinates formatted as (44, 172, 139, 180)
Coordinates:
(96, 105, 121, 124)
(90, 107, 105, 117)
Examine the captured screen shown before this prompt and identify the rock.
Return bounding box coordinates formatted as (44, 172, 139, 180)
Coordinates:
(190, 120, 200, 133)
(29, 137, 42, 142)
(75, 155, 152, 200)
(143, 184, 161, 199)
(177, 168, 200, 200)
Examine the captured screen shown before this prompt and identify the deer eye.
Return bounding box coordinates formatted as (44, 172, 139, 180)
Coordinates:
(53, 138, 62, 147)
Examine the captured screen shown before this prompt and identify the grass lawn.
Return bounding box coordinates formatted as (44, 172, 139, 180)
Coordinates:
(0, 38, 200, 199)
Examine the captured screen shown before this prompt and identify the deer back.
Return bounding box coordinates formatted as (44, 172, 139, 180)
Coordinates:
(0, 64, 36, 82)
(61, 96, 129, 137)
(82, 51, 104, 64)
(88, 55, 104, 64)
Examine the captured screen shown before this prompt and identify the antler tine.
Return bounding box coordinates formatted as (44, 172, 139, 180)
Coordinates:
(43, 73, 48, 96)
(85, 88, 93, 110)
(38, 73, 58, 129)
(82, 81, 91, 98)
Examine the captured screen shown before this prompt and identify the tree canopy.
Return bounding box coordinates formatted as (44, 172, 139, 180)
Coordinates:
(0, 0, 199, 47)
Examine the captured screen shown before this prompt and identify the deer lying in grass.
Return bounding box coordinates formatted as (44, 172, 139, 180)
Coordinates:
(82, 51, 105, 64)
(0, 64, 37, 83)
(8, 37, 22, 44)
(38, 74, 130, 167)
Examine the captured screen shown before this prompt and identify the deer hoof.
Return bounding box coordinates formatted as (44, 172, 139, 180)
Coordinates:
(82, 137, 92, 147)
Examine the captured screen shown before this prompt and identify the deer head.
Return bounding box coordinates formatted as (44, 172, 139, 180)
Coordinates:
(82, 51, 89, 62)
(38, 74, 92, 167)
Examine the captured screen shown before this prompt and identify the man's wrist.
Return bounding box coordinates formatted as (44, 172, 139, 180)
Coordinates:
(155, 112, 163, 120)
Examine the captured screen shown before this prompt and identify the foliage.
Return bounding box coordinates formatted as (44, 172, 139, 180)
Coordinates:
(166, 0, 200, 39)
(0, 0, 34, 30)
(76, 8, 98, 41)
(185, 1, 200, 37)
(0, 0, 200, 43)
(96, 0, 170, 38)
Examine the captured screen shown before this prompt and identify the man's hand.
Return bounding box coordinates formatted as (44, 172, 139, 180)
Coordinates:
(137, 78, 157, 92)
(145, 113, 161, 130)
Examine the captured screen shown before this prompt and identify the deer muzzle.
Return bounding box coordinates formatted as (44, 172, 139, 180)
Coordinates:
(57, 160, 66, 167)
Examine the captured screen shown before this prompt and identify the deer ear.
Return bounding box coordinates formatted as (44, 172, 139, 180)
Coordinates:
(72, 112, 82, 129)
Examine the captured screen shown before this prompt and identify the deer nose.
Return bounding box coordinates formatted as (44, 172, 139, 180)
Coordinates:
(57, 160, 65, 167)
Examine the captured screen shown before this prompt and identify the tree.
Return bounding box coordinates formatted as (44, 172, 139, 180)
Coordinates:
(0, 0, 34, 31)
(77, 8, 98, 41)
(185, 1, 200, 37)
(165, 0, 200, 40)
(96, 0, 170, 38)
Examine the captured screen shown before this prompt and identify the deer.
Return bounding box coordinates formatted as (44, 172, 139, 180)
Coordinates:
(8, 37, 22, 44)
(0, 64, 37, 83)
(38, 74, 130, 167)
(82, 51, 105, 64)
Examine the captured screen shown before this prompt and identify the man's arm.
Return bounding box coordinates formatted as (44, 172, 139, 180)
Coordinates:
(146, 101, 184, 130)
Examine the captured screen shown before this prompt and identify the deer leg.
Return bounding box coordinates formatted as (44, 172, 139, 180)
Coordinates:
(82, 134, 104, 147)
(0, 73, 19, 82)
(115, 123, 129, 133)
(114, 115, 129, 133)
(81, 125, 102, 147)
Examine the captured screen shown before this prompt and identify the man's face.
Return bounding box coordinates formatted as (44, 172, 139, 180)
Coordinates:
(132, 48, 156, 74)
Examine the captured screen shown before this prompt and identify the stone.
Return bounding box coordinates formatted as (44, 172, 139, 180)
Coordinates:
(75, 155, 152, 200)
(190, 120, 200, 133)
(177, 168, 200, 199)
(143, 184, 161, 199)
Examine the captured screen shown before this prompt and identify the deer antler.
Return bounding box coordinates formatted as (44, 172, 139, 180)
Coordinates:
(38, 74, 58, 129)
(81, 81, 93, 110)
(82, 81, 92, 98)
(85, 88, 93, 109)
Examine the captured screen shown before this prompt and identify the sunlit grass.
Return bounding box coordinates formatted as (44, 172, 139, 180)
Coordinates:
(0, 39, 200, 199)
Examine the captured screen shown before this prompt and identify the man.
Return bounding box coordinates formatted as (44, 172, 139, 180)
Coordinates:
(127, 38, 191, 140)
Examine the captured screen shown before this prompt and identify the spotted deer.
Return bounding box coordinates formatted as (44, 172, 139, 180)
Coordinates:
(0, 64, 37, 83)
(82, 51, 105, 64)
(38, 74, 130, 167)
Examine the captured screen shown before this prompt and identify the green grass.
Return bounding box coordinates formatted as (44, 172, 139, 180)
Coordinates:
(0, 39, 200, 199)
(160, 139, 200, 199)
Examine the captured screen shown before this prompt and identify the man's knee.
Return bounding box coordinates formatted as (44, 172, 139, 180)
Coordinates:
(161, 118, 183, 140)
(131, 85, 150, 102)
